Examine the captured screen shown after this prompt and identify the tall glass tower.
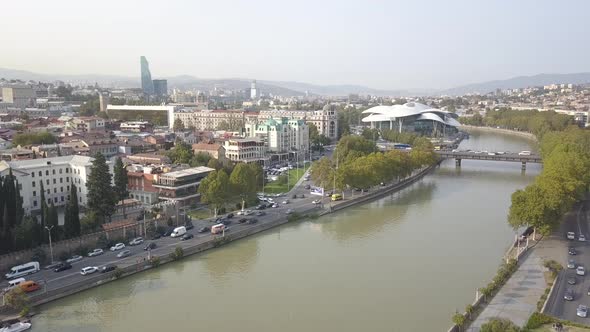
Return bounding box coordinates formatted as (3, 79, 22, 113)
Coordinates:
(140, 56, 154, 96)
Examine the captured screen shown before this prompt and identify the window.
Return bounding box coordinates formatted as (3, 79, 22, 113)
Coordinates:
(59, 169, 62, 174)
(18, 183, 22, 190)
(54, 197, 57, 203)
(38, 171, 41, 177)
(52, 169, 55, 175)
(79, 197, 82, 203)
(46, 179, 49, 185)
(47, 199, 51, 204)
(33, 201, 37, 207)
(67, 177, 69, 183)
(32, 181, 35, 187)
(67, 186, 69, 191)
(67, 195, 70, 200)
(46, 189, 49, 194)
(32, 191, 36, 196)
(66, 168, 69, 173)
(60, 178, 63, 183)
(79, 187, 81, 193)
(61, 196, 64, 202)
(53, 179, 56, 184)
(31, 172, 35, 178)
(45, 170, 48, 176)
(54, 188, 57, 193)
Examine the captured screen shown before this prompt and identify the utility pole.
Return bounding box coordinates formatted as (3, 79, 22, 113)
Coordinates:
(45, 225, 54, 264)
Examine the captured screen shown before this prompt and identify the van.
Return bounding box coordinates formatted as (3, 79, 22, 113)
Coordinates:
(170, 226, 187, 238)
(2, 278, 25, 292)
(211, 223, 225, 234)
(19, 281, 40, 293)
(331, 193, 343, 201)
(4, 262, 40, 279)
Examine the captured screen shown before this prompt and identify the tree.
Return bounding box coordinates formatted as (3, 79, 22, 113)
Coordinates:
(86, 153, 116, 223)
(452, 312, 466, 332)
(63, 184, 81, 238)
(4, 287, 30, 316)
(167, 140, 193, 164)
(113, 157, 129, 217)
(79, 97, 100, 116)
(173, 118, 185, 132)
(230, 163, 257, 203)
(198, 170, 231, 216)
(190, 152, 211, 167)
(12, 131, 58, 146)
(480, 318, 520, 332)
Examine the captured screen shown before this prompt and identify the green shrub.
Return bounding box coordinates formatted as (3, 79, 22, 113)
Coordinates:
(287, 212, 302, 222)
(525, 312, 554, 329)
(113, 268, 124, 279)
(96, 234, 109, 249)
(150, 256, 161, 267)
(169, 246, 184, 260)
(480, 318, 520, 332)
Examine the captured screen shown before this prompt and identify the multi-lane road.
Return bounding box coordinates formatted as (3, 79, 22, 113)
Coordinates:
(545, 198, 590, 323)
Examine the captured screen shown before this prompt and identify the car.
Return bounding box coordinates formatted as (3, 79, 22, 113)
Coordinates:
(256, 205, 266, 210)
(587, 287, 590, 296)
(150, 233, 161, 240)
(272, 203, 278, 208)
(282, 200, 290, 204)
(578, 305, 589, 318)
(286, 209, 294, 215)
(238, 218, 248, 224)
(312, 199, 321, 205)
(87, 249, 104, 257)
(100, 265, 117, 273)
(518, 151, 532, 156)
(226, 213, 234, 219)
(181, 233, 194, 241)
(564, 289, 574, 301)
(129, 237, 144, 246)
(256, 211, 265, 216)
(237, 210, 244, 216)
(247, 218, 258, 224)
(143, 242, 157, 250)
(221, 219, 232, 225)
(163, 228, 174, 237)
(568, 259, 576, 269)
(581, 234, 587, 242)
(487, 152, 496, 156)
(53, 262, 72, 272)
(569, 247, 577, 255)
(578, 266, 586, 276)
(568, 232, 576, 240)
(568, 276, 577, 285)
(304, 184, 311, 189)
(117, 250, 131, 258)
(66, 255, 83, 264)
(198, 226, 210, 233)
(184, 222, 194, 230)
(243, 210, 253, 216)
(80, 266, 98, 275)
(110, 243, 125, 251)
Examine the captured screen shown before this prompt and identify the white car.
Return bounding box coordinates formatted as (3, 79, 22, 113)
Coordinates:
(282, 200, 290, 204)
(581, 234, 587, 242)
(312, 199, 321, 205)
(487, 152, 496, 156)
(568, 232, 576, 240)
(66, 255, 83, 264)
(87, 249, 104, 257)
(243, 210, 253, 216)
(568, 259, 576, 269)
(110, 243, 125, 251)
(237, 210, 244, 216)
(80, 266, 98, 275)
(518, 151, 531, 156)
(578, 266, 586, 276)
(129, 237, 144, 246)
(285, 209, 294, 215)
(578, 305, 588, 318)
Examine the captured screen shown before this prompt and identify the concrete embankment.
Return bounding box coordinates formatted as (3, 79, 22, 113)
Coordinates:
(1, 162, 438, 314)
(460, 125, 538, 142)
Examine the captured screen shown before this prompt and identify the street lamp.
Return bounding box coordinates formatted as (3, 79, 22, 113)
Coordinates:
(45, 225, 54, 264)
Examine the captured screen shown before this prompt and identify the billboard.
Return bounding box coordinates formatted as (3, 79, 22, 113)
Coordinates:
(310, 186, 324, 196)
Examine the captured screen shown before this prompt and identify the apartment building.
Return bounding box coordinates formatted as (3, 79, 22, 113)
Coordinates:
(222, 138, 268, 164)
(244, 117, 309, 153)
(257, 105, 338, 140)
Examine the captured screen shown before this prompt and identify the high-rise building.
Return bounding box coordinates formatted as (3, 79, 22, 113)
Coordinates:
(140, 56, 154, 96)
(249, 80, 257, 99)
(153, 79, 168, 97)
(99, 93, 110, 113)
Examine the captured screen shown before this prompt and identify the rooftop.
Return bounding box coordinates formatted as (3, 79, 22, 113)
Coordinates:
(160, 166, 215, 179)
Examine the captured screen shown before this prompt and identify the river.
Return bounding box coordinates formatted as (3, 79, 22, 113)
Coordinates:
(31, 130, 541, 332)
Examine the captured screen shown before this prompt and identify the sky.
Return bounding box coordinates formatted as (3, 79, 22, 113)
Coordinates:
(1, 0, 589, 90)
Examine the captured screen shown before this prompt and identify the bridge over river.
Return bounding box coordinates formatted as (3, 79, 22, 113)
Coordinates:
(435, 150, 542, 170)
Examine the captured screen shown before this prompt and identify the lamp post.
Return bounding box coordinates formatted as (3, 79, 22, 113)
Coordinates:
(45, 225, 55, 264)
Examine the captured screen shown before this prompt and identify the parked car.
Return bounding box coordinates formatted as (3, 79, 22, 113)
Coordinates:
(272, 203, 279, 208)
(304, 184, 311, 189)
(80, 266, 98, 276)
(286, 209, 294, 215)
(518, 150, 532, 156)
(256, 211, 265, 216)
(163, 228, 175, 237)
(129, 237, 144, 246)
(226, 213, 234, 219)
(247, 218, 258, 225)
(238, 218, 248, 224)
(117, 250, 131, 258)
(87, 249, 104, 257)
(198, 226, 210, 233)
(568, 259, 576, 269)
(66, 255, 83, 264)
(567, 232, 576, 240)
(282, 200, 290, 204)
(569, 247, 577, 255)
(184, 222, 194, 230)
(580, 234, 587, 242)
(53, 262, 72, 272)
(150, 233, 161, 240)
(100, 265, 117, 273)
(181, 233, 194, 241)
(110, 243, 125, 251)
(19, 281, 41, 293)
(568, 276, 577, 285)
(577, 266, 586, 276)
(564, 289, 574, 301)
(312, 199, 321, 205)
(143, 242, 157, 250)
(578, 305, 589, 318)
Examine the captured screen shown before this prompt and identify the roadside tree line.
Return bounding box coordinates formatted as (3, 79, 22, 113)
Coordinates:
(310, 135, 438, 193)
(167, 139, 233, 172)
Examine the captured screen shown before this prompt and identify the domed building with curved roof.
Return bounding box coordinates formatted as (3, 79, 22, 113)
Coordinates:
(361, 102, 461, 137)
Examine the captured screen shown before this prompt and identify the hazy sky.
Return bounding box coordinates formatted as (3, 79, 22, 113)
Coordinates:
(1, 0, 588, 90)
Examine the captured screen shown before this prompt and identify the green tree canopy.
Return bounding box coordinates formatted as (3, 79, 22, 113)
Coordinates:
(87, 153, 116, 223)
(480, 318, 520, 332)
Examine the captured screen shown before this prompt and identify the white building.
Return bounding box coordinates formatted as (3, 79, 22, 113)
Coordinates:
(173, 109, 256, 131)
(245, 117, 309, 153)
(223, 137, 268, 164)
(0, 156, 98, 214)
(257, 105, 338, 140)
(1, 85, 36, 108)
(106, 105, 178, 129)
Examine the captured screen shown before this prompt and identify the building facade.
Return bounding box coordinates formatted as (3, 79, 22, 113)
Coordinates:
(222, 138, 267, 163)
(140, 56, 154, 96)
(152, 166, 215, 207)
(257, 105, 338, 140)
(1, 86, 36, 109)
(0, 156, 96, 213)
(173, 109, 256, 131)
(245, 118, 309, 153)
(153, 79, 168, 97)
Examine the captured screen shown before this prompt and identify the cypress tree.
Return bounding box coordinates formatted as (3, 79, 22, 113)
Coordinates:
(87, 153, 116, 223)
(113, 157, 129, 217)
(63, 184, 81, 238)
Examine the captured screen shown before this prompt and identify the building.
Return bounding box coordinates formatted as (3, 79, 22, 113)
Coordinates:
(173, 109, 256, 131)
(81, 138, 119, 157)
(0, 148, 34, 161)
(0, 155, 96, 213)
(99, 93, 110, 114)
(1, 85, 36, 108)
(191, 143, 226, 161)
(222, 138, 267, 164)
(249, 80, 257, 99)
(127, 153, 171, 165)
(107, 105, 177, 128)
(70, 117, 105, 132)
(257, 105, 338, 140)
(140, 56, 154, 96)
(120, 121, 153, 132)
(245, 117, 309, 153)
(153, 79, 168, 97)
(361, 102, 461, 137)
(152, 166, 215, 207)
(127, 165, 160, 206)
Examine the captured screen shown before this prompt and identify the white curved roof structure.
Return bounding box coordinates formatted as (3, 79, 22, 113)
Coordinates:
(361, 102, 460, 127)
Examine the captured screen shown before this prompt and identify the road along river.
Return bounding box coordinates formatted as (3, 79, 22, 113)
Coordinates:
(32, 130, 540, 332)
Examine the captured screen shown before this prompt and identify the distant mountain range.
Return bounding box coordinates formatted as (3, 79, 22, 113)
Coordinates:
(1, 67, 590, 97)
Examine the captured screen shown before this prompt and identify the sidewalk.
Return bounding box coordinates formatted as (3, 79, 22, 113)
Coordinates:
(467, 250, 547, 331)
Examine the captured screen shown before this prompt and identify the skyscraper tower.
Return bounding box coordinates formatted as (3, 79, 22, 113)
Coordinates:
(250, 80, 257, 99)
(140, 56, 154, 96)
